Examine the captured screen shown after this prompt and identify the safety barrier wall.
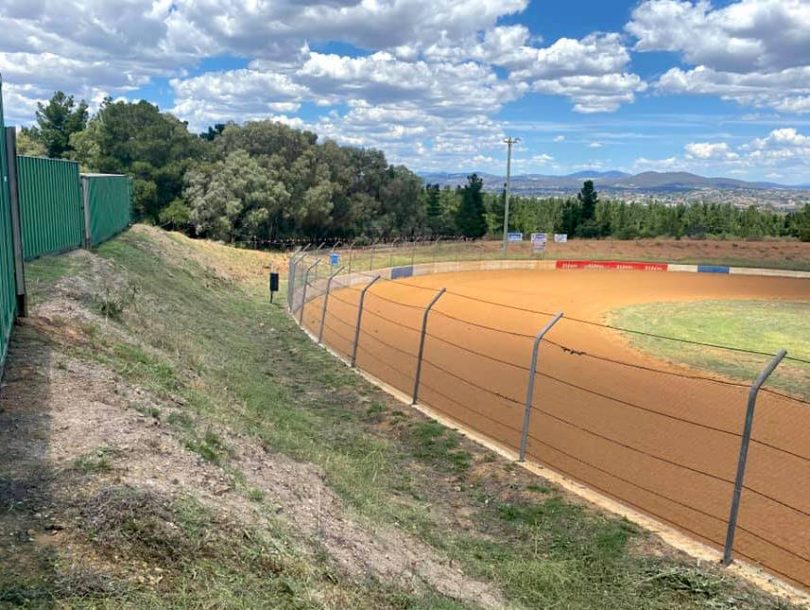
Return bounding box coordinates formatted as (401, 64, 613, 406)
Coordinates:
(0, 81, 133, 378)
(0, 80, 16, 370)
(17, 156, 84, 260)
(290, 250, 810, 592)
(82, 174, 132, 246)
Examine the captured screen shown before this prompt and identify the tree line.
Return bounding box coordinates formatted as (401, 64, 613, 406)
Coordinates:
(18, 91, 810, 244)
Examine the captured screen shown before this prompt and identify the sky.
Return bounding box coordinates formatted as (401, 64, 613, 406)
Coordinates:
(1, 0, 809, 184)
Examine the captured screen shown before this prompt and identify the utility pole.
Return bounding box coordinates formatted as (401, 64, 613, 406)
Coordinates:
(502, 137, 520, 252)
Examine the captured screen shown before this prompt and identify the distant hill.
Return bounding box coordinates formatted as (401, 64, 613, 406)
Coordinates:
(564, 170, 630, 179)
(418, 170, 804, 193)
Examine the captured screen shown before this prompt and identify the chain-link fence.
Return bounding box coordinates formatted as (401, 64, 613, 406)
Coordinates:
(286, 240, 810, 591)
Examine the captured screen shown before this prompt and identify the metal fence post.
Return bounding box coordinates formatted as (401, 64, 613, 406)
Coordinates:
(298, 259, 321, 325)
(519, 312, 564, 462)
(369, 239, 378, 270)
(347, 239, 358, 275)
(722, 349, 787, 566)
(389, 238, 400, 268)
(288, 245, 310, 312)
(4, 128, 26, 316)
(318, 266, 344, 344)
(432, 237, 441, 264)
(287, 247, 302, 308)
(351, 275, 381, 367)
(412, 288, 446, 404)
(410, 237, 420, 267)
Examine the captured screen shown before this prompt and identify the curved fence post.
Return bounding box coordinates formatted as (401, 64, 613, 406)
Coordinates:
(347, 239, 358, 275)
(351, 275, 381, 367)
(722, 349, 787, 566)
(410, 236, 421, 267)
(519, 312, 564, 462)
(298, 259, 321, 325)
(288, 245, 310, 312)
(318, 266, 344, 344)
(287, 247, 303, 309)
(389, 238, 400, 268)
(412, 288, 446, 404)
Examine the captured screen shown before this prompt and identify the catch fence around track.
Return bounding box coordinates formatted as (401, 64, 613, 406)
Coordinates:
(287, 239, 810, 592)
(0, 78, 132, 372)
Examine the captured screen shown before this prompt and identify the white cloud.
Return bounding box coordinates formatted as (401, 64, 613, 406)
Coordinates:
(553, 135, 566, 142)
(628, 0, 810, 113)
(635, 127, 810, 178)
(684, 141, 738, 160)
(588, 142, 603, 149)
(627, 0, 810, 72)
(294, 51, 523, 115)
(530, 73, 647, 113)
(633, 156, 684, 171)
(658, 65, 810, 113)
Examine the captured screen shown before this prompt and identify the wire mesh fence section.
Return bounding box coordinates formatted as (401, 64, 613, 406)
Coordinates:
(288, 248, 810, 590)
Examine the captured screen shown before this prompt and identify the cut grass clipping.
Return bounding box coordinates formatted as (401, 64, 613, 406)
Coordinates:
(609, 299, 810, 399)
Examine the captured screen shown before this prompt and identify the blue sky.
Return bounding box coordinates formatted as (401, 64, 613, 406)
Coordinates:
(1, 0, 809, 183)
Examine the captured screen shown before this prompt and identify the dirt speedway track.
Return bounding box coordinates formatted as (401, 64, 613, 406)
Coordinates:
(300, 269, 810, 589)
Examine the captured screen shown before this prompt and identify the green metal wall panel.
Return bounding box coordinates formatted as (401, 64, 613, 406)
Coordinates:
(0, 80, 18, 370)
(84, 174, 132, 246)
(17, 156, 83, 260)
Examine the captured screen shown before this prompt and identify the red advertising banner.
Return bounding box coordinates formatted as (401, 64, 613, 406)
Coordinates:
(555, 260, 669, 272)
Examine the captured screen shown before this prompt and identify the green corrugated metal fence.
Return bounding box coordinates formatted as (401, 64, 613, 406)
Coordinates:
(17, 156, 83, 260)
(82, 174, 132, 246)
(0, 80, 18, 369)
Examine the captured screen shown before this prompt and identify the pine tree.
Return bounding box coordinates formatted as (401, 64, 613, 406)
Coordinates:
(456, 174, 487, 237)
(426, 183, 442, 217)
(29, 91, 88, 158)
(577, 180, 598, 221)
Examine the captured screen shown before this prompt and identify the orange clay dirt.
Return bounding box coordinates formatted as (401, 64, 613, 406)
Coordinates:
(301, 269, 810, 590)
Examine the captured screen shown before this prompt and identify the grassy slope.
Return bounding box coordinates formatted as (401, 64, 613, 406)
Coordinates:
(609, 300, 810, 399)
(2, 225, 798, 609)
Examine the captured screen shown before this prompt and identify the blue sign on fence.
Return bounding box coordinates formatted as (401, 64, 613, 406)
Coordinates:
(507, 232, 523, 242)
(330, 252, 339, 265)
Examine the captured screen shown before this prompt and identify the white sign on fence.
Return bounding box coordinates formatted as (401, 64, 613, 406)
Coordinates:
(531, 232, 547, 252)
(507, 232, 523, 242)
(554, 233, 568, 243)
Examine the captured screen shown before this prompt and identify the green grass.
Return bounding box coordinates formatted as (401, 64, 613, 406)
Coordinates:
(609, 299, 810, 398)
(8, 227, 798, 609)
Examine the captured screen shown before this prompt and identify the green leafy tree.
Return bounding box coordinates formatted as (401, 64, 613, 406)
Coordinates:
(456, 173, 487, 237)
(185, 150, 290, 241)
(15, 128, 47, 156)
(29, 91, 88, 158)
(71, 98, 206, 220)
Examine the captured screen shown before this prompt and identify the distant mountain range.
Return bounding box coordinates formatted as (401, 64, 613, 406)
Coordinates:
(418, 170, 810, 194)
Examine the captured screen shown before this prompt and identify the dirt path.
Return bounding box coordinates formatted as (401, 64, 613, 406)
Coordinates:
(303, 269, 810, 590)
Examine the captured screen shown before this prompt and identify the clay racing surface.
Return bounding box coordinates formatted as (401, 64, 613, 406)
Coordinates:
(301, 269, 810, 590)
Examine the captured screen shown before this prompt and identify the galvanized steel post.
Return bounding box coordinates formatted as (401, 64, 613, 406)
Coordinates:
(298, 259, 322, 325)
(318, 266, 344, 344)
(347, 239, 358, 275)
(519, 312, 564, 462)
(432, 237, 441, 264)
(351, 275, 381, 367)
(722, 349, 787, 566)
(389, 238, 400, 268)
(411, 288, 446, 404)
(410, 237, 421, 267)
(4, 128, 26, 316)
(288, 245, 310, 312)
